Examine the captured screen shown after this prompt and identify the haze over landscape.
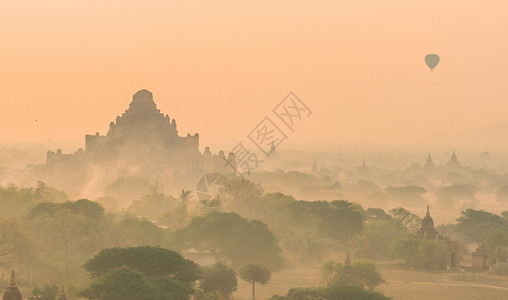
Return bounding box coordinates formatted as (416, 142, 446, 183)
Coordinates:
(1, 1, 508, 300)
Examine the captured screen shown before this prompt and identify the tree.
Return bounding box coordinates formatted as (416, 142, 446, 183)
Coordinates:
(83, 246, 199, 284)
(391, 234, 447, 269)
(0, 219, 36, 267)
(352, 261, 385, 292)
(227, 179, 264, 211)
(127, 190, 178, 220)
(456, 209, 506, 245)
(28, 199, 104, 221)
(322, 260, 384, 292)
(35, 181, 68, 202)
(489, 262, 508, 276)
(104, 213, 168, 247)
(164, 189, 194, 229)
(502, 211, 508, 223)
(416, 239, 448, 269)
(321, 261, 357, 287)
(457, 209, 505, 228)
(178, 212, 282, 267)
(288, 200, 364, 244)
(388, 207, 421, 233)
(391, 234, 420, 264)
(81, 247, 199, 300)
(0, 184, 35, 218)
(30, 285, 59, 300)
(28, 200, 105, 254)
(271, 286, 392, 300)
(355, 219, 406, 260)
(61, 199, 105, 219)
(239, 264, 271, 300)
(198, 263, 237, 299)
(178, 189, 193, 211)
(365, 208, 392, 222)
(483, 229, 508, 263)
(80, 266, 192, 300)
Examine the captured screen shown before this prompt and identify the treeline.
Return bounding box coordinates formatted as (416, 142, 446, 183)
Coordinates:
(6, 178, 508, 298)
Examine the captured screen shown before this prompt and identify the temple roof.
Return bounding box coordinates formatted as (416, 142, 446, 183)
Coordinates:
(421, 205, 435, 230)
(128, 89, 158, 112)
(2, 270, 22, 300)
(425, 153, 434, 168)
(448, 150, 459, 166)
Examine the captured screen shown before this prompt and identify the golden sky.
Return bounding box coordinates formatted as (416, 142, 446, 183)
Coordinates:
(1, 0, 507, 151)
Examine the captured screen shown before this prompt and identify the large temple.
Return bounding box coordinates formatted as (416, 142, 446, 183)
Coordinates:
(45, 90, 229, 190)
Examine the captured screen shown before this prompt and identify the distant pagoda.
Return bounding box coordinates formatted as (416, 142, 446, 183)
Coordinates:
(447, 150, 460, 168)
(424, 154, 435, 168)
(311, 160, 318, 175)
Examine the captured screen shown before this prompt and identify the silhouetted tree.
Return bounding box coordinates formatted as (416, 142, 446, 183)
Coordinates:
(30, 285, 59, 300)
(178, 212, 281, 267)
(456, 209, 506, 245)
(270, 286, 391, 300)
(322, 260, 384, 292)
(178, 189, 193, 211)
(483, 229, 508, 262)
(197, 263, 237, 299)
(239, 264, 271, 300)
(83, 246, 199, 284)
(80, 266, 192, 300)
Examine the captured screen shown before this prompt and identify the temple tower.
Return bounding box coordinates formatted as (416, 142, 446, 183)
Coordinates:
(2, 270, 22, 300)
(417, 205, 438, 239)
(447, 150, 460, 167)
(425, 154, 435, 168)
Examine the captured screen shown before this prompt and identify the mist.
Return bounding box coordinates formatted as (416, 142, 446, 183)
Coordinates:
(2, 1, 508, 299)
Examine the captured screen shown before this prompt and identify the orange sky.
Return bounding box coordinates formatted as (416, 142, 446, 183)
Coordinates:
(1, 0, 507, 152)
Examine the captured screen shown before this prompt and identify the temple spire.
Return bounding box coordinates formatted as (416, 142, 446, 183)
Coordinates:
(448, 150, 459, 167)
(311, 160, 318, 175)
(426, 205, 430, 216)
(3, 269, 22, 300)
(8, 270, 15, 286)
(425, 153, 434, 168)
(345, 252, 351, 266)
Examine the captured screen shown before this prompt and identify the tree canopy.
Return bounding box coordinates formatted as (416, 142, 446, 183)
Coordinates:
(322, 260, 384, 292)
(239, 264, 271, 300)
(178, 212, 282, 267)
(80, 266, 192, 300)
(456, 209, 507, 245)
(288, 200, 364, 243)
(271, 286, 391, 300)
(83, 246, 199, 284)
(81, 247, 199, 300)
(198, 263, 238, 299)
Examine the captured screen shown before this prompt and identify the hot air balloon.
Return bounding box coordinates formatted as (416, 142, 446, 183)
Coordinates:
(425, 54, 440, 71)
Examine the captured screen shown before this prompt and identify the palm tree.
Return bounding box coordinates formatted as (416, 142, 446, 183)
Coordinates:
(178, 189, 193, 211)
